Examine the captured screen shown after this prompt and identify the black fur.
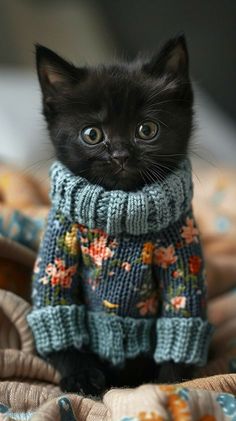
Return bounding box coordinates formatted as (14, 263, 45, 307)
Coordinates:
(36, 34, 194, 395)
(36, 34, 193, 192)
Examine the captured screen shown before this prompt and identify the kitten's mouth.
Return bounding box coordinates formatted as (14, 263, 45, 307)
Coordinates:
(113, 167, 126, 176)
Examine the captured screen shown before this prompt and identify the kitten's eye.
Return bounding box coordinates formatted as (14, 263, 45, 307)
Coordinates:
(136, 121, 159, 140)
(81, 127, 104, 145)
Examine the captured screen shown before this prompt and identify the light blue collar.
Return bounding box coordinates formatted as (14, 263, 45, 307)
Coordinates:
(50, 159, 193, 235)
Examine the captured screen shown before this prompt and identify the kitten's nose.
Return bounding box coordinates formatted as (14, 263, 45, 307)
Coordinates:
(111, 151, 129, 167)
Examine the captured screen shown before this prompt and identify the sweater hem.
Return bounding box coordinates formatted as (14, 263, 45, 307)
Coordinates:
(27, 306, 213, 366)
(27, 305, 154, 365)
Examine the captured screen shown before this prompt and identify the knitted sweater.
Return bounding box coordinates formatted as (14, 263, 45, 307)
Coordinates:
(27, 159, 213, 366)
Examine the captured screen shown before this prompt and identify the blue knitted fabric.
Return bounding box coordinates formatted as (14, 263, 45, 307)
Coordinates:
(0, 210, 43, 251)
(27, 159, 213, 366)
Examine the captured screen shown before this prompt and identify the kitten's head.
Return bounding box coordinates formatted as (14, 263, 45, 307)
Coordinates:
(36, 34, 193, 191)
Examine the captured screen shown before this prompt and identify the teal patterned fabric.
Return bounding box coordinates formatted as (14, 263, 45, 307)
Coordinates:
(0, 210, 43, 250)
(27, 159, 213, 366)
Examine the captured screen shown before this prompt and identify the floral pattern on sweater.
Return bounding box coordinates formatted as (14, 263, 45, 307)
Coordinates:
(32, 209, 206, 320)
(28, 160, 214, 365)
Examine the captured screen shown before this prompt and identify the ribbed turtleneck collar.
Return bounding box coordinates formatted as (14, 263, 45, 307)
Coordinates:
(50, 159, 193, 235)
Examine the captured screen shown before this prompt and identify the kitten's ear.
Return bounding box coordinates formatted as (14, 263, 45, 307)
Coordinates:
(35, 44, 86, 97)
(143, 34, 190, 78)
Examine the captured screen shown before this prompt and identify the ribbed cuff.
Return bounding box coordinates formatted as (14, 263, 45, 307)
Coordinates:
(154, 317, 214, 366)
(27, 305, 89, 354)
(27, 305, 154, 365)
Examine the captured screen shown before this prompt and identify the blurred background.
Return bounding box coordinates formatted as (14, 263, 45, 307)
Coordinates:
(0, 0, 235, 174)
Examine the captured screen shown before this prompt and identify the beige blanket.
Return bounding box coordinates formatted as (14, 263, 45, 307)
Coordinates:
(0, 288, 235, 420)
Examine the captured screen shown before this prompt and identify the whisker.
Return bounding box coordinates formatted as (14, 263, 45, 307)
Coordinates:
(139, 169, 147, 186)
(149, 99, 191, 107)
(148, 168, 165, 183)
(149, 153, 186, 157)
(147, 161, 177, 174)
(143, 169, 156, 184)
(22, 155, 55, 176)
(148, 167, 167, 184)
(189, 149, 217, 169)
(144, 80, 193, 104)
(141, 108, 173, 116)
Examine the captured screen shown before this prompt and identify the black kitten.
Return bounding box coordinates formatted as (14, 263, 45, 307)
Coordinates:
(37, 35, 193, 192)
(36, 34, 194, 394)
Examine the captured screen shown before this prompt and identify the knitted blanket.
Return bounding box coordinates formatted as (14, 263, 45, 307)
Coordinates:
(0, 162, 236, 420)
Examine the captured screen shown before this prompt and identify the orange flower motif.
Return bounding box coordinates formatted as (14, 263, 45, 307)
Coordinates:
(167, 393, 190, 420)
(159, 385, 176, 392)
(137, 296, 158, 316)
(154, 245, 177, 268)
(181, 217, 199, 244)
(189, 255, 202, 274)
(159, 388, 190, 421)
(138, 412, 164, 421)
(199, 416, 216, 421)
(41, 258, 77, 288)
(170, 296, 186, 310)
(122, 262, 131, 272)
(142, 242, 155, 264)
(82, 236, 114, 267)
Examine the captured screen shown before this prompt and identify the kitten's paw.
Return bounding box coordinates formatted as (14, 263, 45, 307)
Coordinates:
(60, 367, 106, 396)
(156, 362, 194, 384)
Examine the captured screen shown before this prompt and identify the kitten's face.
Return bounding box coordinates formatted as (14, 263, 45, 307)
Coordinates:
(37, 35, 193, 191)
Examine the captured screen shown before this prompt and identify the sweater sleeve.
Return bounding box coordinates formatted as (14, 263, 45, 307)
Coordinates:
(27, 207, 89, 355)
(153, 208, 213, 366)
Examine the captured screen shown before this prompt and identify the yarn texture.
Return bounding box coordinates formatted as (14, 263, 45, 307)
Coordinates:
(27, 159, 213, 366)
